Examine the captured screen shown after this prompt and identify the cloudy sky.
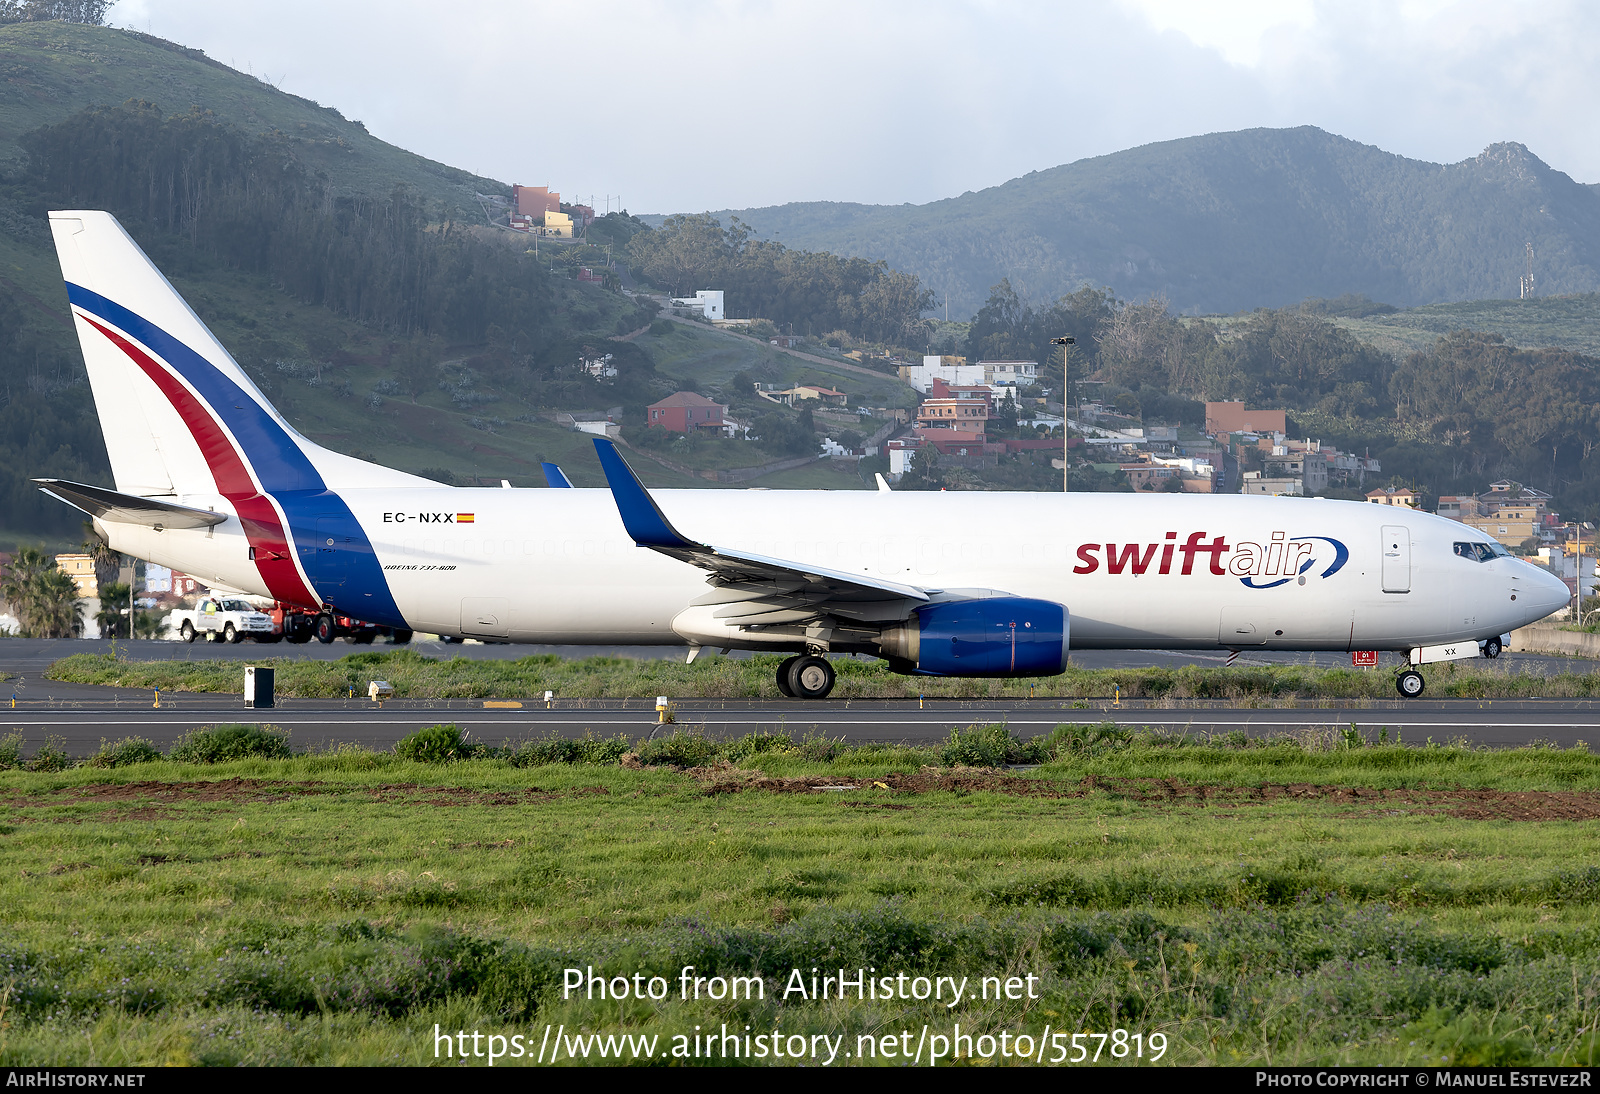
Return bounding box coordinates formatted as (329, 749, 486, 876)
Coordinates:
(108, 1, 1600, 215)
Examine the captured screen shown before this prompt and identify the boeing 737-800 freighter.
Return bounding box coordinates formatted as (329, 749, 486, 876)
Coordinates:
(35, 211, 1571, 699)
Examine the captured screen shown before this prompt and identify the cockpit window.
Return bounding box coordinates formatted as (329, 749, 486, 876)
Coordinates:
(1453, 541, 1509, 562)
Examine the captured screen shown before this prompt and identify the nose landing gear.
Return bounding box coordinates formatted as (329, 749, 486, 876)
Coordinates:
(1396, 669, 1425, 698)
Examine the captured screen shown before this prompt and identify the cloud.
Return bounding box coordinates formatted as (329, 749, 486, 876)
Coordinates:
(110, 1, 1600, 213)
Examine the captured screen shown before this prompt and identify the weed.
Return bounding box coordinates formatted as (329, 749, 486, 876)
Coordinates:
(168, 724, 292, 763)
(86, 737, 163, 768)
(395, 724, 468, 764)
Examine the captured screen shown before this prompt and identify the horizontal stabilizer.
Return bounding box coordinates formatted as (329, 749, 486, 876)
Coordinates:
(34, 478, 226, 530)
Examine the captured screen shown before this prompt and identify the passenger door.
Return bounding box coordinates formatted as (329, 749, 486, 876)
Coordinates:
(1381, 526, 1411, 593)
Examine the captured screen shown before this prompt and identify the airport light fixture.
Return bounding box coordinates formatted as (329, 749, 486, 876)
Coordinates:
(1050, 336, 1076, 492)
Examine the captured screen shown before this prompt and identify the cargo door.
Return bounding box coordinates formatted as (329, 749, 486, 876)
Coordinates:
(1381, 526, 1411, 593)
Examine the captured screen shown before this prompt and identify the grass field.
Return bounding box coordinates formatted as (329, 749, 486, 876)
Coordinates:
(46, 649, 1600, 702)
(3, 723, 1600, 1066)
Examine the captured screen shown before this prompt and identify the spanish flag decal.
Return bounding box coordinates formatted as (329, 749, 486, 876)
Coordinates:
(457, 513, 476, 524)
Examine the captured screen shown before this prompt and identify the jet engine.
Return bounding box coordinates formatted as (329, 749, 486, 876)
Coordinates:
(877, 597, 1069, 676)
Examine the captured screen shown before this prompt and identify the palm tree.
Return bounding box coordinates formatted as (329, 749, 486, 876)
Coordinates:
(0, 547, 84, 638)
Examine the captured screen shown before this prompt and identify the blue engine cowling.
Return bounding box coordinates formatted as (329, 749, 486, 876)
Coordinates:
(878, 597, 1069, 677)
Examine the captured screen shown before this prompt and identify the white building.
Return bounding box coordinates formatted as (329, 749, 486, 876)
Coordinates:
(900, 355, 986, 394)
(669, 290, 724, 321)
(981, 360, 1038, 387)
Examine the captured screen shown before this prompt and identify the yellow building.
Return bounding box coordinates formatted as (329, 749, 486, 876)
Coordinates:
(1463, 511, 1540, 548)
(542, 210, 573, 238)
(54, 553, 98, 597)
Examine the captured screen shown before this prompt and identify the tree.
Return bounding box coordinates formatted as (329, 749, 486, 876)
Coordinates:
(0, 546, 82, 638)
(898, 446, 946, 491)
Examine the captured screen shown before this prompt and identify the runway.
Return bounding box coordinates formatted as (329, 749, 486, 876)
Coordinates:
(4, 639, 1598, 753)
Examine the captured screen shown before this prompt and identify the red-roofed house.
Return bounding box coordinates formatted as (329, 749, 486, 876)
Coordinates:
(646, 392, 727, 433)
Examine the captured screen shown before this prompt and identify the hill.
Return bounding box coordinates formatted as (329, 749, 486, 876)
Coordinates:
(0, 25, 900, 548)
(0, 21, 498, 219)
(682, 127, 1600, 316)
(1334, 294, 1600, 360)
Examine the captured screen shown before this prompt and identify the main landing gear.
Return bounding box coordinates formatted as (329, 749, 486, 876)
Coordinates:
(775, 654, 836, 700)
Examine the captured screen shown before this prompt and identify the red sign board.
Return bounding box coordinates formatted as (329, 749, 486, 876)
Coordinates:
(1352, 650, 1379, 667)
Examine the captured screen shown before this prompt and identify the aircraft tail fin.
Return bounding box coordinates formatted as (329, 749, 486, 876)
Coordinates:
(49, 210, 429, 498)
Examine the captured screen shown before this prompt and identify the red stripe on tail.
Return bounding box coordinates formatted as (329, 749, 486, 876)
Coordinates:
(80, 315, 319, 609)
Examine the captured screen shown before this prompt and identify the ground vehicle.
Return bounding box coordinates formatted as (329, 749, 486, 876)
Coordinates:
(265, 602, 410, 645)
(37, 210, 1573, 699)
(167, 598, 275, 643)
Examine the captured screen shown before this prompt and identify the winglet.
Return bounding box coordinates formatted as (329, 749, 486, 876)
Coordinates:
(541, 462, 574, 489)
(592, 438, 698, 549)
(875, 473, 891, 493)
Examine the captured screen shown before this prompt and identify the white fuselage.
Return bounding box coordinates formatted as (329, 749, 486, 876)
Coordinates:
(98, 487, 1570, 651)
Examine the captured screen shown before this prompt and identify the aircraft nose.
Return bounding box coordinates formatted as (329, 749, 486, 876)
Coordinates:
(1524, 561, 1573, 620)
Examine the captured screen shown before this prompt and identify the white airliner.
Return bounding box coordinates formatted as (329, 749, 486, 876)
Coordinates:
(36, 211, 1570, 699)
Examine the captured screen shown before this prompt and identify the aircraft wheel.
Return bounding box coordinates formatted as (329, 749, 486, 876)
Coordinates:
(181, 621, 196, 644)
(224, 623, 239, 644)
(1482, 636, 1502, 659)
(352, 631, 376, 645)
(1396, 669, 1425, 699)
(314, 614, 337, 644)
(775, 655, 800, 697)
(786, 655, 835, 700)
(390, 630, 413, 645)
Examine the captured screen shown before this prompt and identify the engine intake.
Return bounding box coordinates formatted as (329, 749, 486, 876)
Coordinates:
(878, 597, 1069, 677)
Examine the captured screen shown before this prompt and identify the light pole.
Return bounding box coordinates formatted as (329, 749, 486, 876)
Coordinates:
(1050, 336, 1076, 492)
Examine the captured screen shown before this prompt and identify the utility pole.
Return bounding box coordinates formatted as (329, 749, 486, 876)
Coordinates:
(1521, 242, 1535, 299)
(1050, 335, 1076, 492)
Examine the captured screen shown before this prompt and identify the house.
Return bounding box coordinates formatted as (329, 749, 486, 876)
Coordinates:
(541, 210, 574, 238)
(512, 185, 561, 217)
(669, 290, 724, 321)
(646, 391, 727, 433)
(54, 554, 98, 597)
(1243, 473, 1303, 497)
(1120, 463, 1179, 492)
(1366, 487, 1419, 508)
(980, 360, 1038, 388)
(770, 335, 803, 349)
(760, 385, 848, 408)
(916, 378, 991, 433)
(1436, 496, 1483, 520)
(900, 355, 986, 393)
(1205, 401, 1287, 437)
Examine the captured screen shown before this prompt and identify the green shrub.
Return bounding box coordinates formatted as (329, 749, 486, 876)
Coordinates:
(1046, 720, 1133, 756)
(395, 724, 468, 763)
(940, 724, 1048, 766)
(508, 733, 630, 767)
(169, 724, 292, 764)
(87, 737, 163, 768)
(0, 730, 22, 770)
(633, 729, 719, 768)
(27, 736, 73, 772)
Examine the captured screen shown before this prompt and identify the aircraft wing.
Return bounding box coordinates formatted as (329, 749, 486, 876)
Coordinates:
(592, 439, 928, 624)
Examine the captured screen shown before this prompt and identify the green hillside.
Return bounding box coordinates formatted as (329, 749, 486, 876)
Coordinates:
(687, 127, 1600, 316)
(0, 26, 906, 546)
(0, 21, 499, 218)
(1335, 294, 1600, 359)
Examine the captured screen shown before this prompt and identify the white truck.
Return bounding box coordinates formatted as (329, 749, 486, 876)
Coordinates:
(167, 598, 277, 643)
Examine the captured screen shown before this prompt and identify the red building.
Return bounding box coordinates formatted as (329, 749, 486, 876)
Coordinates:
(646, 392, 727, 433)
